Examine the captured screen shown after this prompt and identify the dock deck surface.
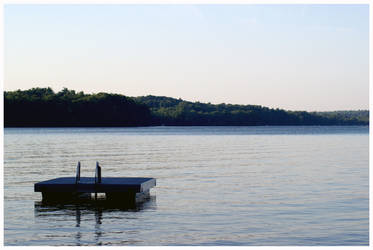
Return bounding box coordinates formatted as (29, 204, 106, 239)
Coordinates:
(35, 177, 156, 193)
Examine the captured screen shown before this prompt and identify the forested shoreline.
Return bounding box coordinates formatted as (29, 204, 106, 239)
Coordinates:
(4, 88, 369, 127)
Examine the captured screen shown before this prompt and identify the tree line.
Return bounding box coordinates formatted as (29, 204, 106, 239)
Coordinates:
(4, 88, 151, 127)
(4, 88, 369, 127)
(135, 95, 368, 126)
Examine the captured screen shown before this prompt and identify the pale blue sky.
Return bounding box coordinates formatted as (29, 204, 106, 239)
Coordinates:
(4, 4, 369, 111)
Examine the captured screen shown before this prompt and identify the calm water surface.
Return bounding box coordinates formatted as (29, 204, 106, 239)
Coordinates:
(4, 126, 369, 245)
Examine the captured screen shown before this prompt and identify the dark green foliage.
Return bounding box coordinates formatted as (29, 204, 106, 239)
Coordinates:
(135, 95, 369, 126)
(4, 88, 151, 127)
(4, 88, 369, 127)
(313, 110, 369, 124)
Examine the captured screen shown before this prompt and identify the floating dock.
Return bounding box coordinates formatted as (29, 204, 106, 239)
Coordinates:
(34, 162, 156, 206)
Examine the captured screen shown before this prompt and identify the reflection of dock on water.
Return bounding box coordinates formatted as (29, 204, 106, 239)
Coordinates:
(34, 162, 156, 207)
(34, 195, 156, 246)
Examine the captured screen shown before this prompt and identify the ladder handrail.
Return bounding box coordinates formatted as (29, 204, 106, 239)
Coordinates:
(75, 161, 81, 184)
(95, 162, 102, 184)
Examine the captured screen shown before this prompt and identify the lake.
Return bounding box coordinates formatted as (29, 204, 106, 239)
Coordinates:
(3, 126, 369, 245)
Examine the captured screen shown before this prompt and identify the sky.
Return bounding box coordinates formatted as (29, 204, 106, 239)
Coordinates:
(4, 4, 369, 111)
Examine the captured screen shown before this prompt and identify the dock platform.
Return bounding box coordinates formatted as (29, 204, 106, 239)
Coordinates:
(34, 162, 156, 206)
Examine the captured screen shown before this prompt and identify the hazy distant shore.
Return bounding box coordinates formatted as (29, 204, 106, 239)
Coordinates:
(4, 88, 369, 127)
